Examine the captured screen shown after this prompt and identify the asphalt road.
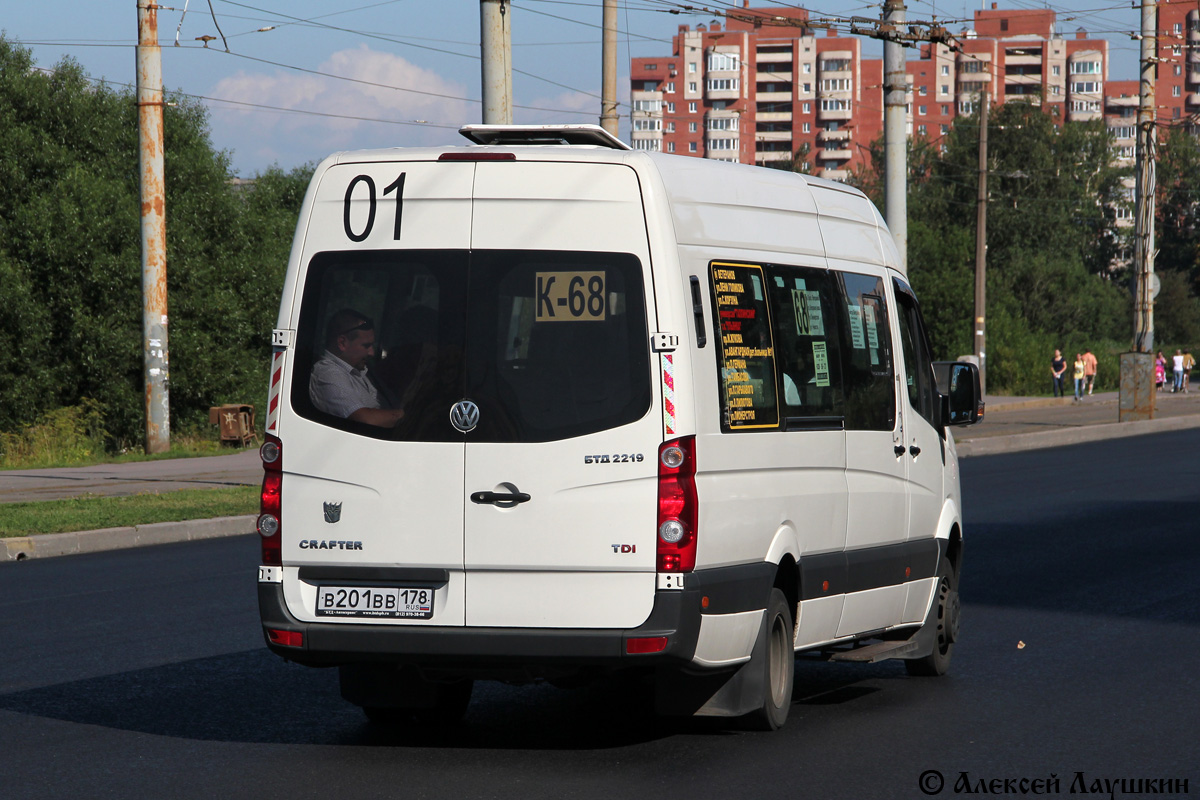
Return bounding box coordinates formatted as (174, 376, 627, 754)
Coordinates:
(0, 431, 1196, 800)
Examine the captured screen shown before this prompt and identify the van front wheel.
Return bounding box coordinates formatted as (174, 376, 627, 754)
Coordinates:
(746, 587, 795, 731)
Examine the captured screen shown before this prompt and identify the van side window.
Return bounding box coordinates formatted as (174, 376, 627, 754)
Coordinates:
(838, 272, 896, 431)
(765, 265, 845, 420)
(711, 262, 780, 430)
(893, 279, 937, 428)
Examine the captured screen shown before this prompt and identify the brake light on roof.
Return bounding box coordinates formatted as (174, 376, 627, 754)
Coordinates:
(259, 433, 282, 566)
(656, 436, 697, 573)
(437, 152, 516, 161)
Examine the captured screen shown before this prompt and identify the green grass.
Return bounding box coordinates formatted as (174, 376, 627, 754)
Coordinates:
(0, 487, 258, 537)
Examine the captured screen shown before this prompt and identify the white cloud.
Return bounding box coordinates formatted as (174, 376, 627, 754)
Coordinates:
(208, 45, 476, 173)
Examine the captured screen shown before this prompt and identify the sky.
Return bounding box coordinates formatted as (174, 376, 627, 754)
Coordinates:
(5, 0, 1151, 177)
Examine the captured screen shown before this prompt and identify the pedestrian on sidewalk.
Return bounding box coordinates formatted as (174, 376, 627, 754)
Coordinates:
(1051, 349, 1067, 397)
(1073, 353, 1085, 401)
(1082, 348, 1098, 396)
(1184, 350, 1195, 393)
(1172, 349, 1185, 392)
(1156, 351, 1167, 390)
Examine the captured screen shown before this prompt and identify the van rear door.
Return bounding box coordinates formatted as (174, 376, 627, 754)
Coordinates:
(461, 161, 661, 629)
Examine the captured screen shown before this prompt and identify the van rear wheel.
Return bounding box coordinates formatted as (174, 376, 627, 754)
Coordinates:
(746, 587, 795, 731)
(905, 556, 959, 677)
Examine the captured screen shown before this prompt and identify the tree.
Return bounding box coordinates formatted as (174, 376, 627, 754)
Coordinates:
(0, 39, 310, 446)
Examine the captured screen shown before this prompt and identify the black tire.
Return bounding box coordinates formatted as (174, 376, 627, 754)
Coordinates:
(905, 556, 959, 677)
(746, 587, 795, 731)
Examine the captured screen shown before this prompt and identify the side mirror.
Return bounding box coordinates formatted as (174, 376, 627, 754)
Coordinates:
(933, 361, 984, 426)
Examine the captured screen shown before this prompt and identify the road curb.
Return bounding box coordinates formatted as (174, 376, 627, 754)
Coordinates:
(955, 413, 1200, 457)
(1, 514, 256, 561)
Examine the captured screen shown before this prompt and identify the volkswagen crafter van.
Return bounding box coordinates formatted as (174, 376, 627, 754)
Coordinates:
(257, 124, 982, 730)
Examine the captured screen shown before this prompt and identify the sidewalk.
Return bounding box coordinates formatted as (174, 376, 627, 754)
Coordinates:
(954, 388, 1200, 457)
(5, 389, 1200, 560)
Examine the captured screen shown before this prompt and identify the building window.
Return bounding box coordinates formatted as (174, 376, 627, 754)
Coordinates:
(706, 78, 739, 92)
(1175, 65, 1183, 76)
(689, 142, 697, 153)
(1052, 65, 1061, 76)
(802, 82, 812, 93)
(1173, 85, 1182, 97)
(1117, 145, 1134, 159)
(918, 105, 927, 115)
(819, 58, 851, 71)
(959, 100, 974, 114)
(633, 119, 662, 131)
(707, 52, 739, 72)
(939, 85, 949, 96)
(645, 64, 657, 71)
(917, 124, 927, 135)
(962, 60, 985, 73)
(1172, 45, 1182, 56)
(1051, 85, 1061, 95)
(666, 122, 675, 132)
(688, 63, 696, 73)
(1112, 126, 1134, 139)
(941, 105, 949, 115)
(1070, 61, 1100, 75)
(666, 82, 675, 93)
(689, 102, 697, 113)
(688, 81, 697, 93)
(941, 125, 949, 134)
(707, 117, 738, 131)
(820, 78, 853, 92)
(1174, 22, 1183, 34)
(820, 98, 850, 112)
(689, 121, 697, 133)
(667, 102, 675, 113)
(941, 65, 949, 76)
(1071, 81, 1101, 94)
(802, 102, 811, 113)
(1070, 100, 1101, 112)
(710, 138, 738, 151)
(919, 85, 928, 96)
(802, 122, 811, 133)
(803, 63, 812, 74)
(632, 139, 661, 151)
(633, 99, 661, 112)
(667, 141, 675, 153)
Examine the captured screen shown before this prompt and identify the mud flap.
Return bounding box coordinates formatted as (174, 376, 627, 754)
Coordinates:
(654, 607, 770, 718)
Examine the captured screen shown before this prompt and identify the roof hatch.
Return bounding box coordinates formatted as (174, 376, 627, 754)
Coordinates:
(458, 124, 631, 150)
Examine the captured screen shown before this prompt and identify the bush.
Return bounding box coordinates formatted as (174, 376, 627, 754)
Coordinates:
(0, 400, 109, 468)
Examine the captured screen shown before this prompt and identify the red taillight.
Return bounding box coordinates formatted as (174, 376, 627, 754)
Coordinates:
(259, 433, 282, 566)
(267, 628, 303, 648)
(656, 436, 697, 573)
(626, 636, 669, 654)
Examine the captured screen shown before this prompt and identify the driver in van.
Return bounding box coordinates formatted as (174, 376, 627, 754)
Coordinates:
(309, 308, 405, 428)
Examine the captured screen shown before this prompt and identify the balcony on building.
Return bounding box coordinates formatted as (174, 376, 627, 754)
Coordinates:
(818, 53, 853, 76)
(817, 127, 850, 143)
(1188, 92, 1200, 108)
(817, 97, 852, 122)
(818, 147, 852, 161)
(756, 47, 793, 64)
(1004, 47, 1043, 66)
(817, 167, 849, 181)
(756, 110, 793, 123)
(629, 90, 665, 147)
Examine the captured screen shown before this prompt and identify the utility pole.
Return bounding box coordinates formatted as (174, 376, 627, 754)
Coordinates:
(480, 0, 513, 124)
(137, 1, 170, 454)
(1120, 0, 1157, 421)
(882, 0, 907, 268)
(974, 91, 989, 396)
(600, 0, 619, 136)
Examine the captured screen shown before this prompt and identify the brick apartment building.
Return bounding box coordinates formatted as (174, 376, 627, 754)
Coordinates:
(629, 1, 1200, 182)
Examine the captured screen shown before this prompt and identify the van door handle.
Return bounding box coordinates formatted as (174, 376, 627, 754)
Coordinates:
(909, 445, 921, 457)
(894, 444, 906, 457)
(470, 491, 532, 505)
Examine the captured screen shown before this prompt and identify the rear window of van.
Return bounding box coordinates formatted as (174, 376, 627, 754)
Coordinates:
(291, 250, 652, 443)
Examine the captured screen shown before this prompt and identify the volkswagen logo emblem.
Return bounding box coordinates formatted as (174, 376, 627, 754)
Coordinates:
(449, 400, 480, 433)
